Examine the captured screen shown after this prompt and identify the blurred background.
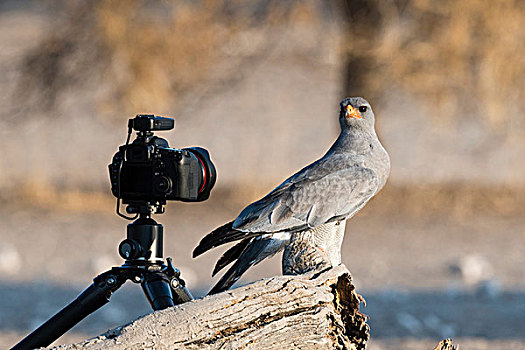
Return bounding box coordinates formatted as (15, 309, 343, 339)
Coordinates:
(0, 0, 523, 348)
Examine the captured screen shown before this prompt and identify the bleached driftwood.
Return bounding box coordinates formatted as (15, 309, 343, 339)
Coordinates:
(53, 265, 369, 350)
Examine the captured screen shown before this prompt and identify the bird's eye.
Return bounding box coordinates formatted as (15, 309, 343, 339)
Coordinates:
(359, 106, 368, 113)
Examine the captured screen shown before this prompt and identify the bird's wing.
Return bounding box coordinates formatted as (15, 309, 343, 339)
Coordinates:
(193, 156, 378, 258)
(233, 155, 379, 233)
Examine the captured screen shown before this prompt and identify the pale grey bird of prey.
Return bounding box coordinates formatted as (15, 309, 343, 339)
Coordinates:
(193, 97, 390, 294)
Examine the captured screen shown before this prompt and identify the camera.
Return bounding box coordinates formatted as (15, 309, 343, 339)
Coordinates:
(109, 114, 216, 205)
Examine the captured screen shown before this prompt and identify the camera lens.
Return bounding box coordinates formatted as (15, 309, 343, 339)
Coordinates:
(184, 147, 216, 201)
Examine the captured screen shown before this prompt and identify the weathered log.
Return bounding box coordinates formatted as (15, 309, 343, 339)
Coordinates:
(52, 265, 369, 350)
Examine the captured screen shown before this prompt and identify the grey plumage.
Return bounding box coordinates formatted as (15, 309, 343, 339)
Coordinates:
(193, 97, 390, 294)
(282, 221, 346, 275)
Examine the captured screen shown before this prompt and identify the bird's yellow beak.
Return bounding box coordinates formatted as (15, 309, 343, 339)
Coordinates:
(346, 105, 362, 119)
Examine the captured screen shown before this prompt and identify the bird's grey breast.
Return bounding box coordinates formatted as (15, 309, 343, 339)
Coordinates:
(337, 129, 390, 192)
(312, 220, 346, 265)
(364, 136, 390, 191)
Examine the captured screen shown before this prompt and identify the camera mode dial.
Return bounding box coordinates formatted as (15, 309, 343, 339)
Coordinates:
(154, 176, 172, 193)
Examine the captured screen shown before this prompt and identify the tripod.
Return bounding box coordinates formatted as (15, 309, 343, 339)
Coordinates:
(12, 211, 193, 350)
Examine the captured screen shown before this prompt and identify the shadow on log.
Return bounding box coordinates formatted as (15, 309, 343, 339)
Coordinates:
(52, 265, 369, 349)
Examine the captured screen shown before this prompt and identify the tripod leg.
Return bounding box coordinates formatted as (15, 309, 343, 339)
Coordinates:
(141, 273, 194, 310)
(141, 273, 175, 310)
(11, 272, 124, 350)
(171, 282, 194, 305)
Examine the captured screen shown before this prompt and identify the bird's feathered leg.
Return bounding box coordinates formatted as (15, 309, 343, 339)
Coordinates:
(282, 222, 369, 314)
(208, 233, 289, 295)
(282, 221, 346, 275)
(282, 230, 332, 275)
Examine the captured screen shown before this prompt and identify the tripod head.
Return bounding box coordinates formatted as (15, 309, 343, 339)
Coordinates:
(118, 213, 164, 263)
(116, 212, 193, 310)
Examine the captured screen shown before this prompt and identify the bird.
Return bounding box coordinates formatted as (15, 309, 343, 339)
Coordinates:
(193, 97, 390, 294)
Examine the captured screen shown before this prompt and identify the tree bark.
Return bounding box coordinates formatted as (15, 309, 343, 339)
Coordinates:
(52, 265, 369, 350)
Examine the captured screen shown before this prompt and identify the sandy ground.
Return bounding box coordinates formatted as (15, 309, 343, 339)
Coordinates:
(1, 195, 524, 348)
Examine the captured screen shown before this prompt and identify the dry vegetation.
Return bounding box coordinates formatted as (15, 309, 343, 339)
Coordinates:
(18, 0, 313, 119)
(20, 0, 236, 116)
(19, 0, 525, 133)
(9, 0, 525, 213)
(368, 183, 525, 220)
(341, 0, 525, 141)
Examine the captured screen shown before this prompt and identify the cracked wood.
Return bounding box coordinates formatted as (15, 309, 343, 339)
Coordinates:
(52, 265, 369, 350)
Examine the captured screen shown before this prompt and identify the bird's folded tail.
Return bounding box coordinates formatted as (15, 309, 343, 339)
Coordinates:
(208, 237, 275, 295)
(192, 221, 259, 258)
(212, 238, 252, 276)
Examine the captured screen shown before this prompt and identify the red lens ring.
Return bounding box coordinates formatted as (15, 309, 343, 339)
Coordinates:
(196, 156, 208, 194)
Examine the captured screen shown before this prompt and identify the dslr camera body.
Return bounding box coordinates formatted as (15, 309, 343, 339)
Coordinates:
(109, 114, 216, 206)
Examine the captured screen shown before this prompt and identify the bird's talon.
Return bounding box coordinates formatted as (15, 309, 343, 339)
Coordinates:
(354, 291, 367, 307)
(356, 310, 370, 321)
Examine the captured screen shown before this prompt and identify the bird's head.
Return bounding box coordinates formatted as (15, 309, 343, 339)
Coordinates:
(339, 97, 375, 130)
